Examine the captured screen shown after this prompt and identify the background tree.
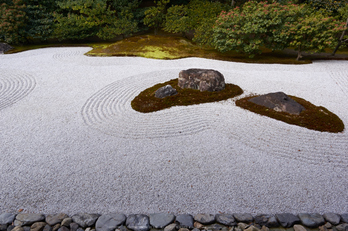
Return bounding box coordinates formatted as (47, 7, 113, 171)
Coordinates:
(23, 0, 56, 42)
(0, 0, 27, 44)
(164, 0, 229, 46)
(143, 0, 170, 35)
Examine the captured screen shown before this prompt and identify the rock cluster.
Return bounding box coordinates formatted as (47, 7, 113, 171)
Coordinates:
(178, 69, 225, 92)
(1, 213, 347, 231)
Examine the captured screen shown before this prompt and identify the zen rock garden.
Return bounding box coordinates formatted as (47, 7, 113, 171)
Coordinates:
(0, 212, 348, 231)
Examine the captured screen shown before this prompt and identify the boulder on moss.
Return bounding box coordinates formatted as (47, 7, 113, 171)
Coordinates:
(178, 69, 225, 92)
(155, 85, 178, 98)
(248, 92, 305, 115)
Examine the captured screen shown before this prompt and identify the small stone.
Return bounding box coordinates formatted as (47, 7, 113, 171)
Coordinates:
(72, 214, 100, 228)
(126, 214, 150, 231)
(319, 225, 328, 231)
(238, 223, 248, 230)
(52, 224, 60, 231)
(341, 214, 348, 223)
(298, 213, 325, 228)
(76, 229, 84, 231)
(69, 223, 79, 231)
(30, 222, 46, 231)
(234, 214, 253, 224)
(266, 216, 279, 228)
(194, 214, 215, 225)
(192, 228, 200, 231)
(176, 215, 194, 229)
(323, 214, 340, 226)
(294, 225, 307, 231)
(12, 227, 24, 231)
(86, 228, 91, 231)
(336, 224, 348, 231)
(60, 218, 71, 228)
(116, 226, 128, 231)
(234, 227, 242, 231)
(216, 214, 237, 226)
(57, 227, 69, 231)
(164, 223, 178, 231)
(261, 226, 269, 231)
(46, 214, 68, 226)
(155, 85, 178, 99)
(244, 225, 260, 231)
(325, 223, 333, 229)
(42, 225, 52, 231)
(0, 214, 16, 225)
(275, 213, 300, 228)
(149, 213, 175, 229)
(6, 225, 14, 231)
(23, 227, 30, 231)
(206, 224, 228, 231)
(254, 215, 270, 227)
(178, 228, 189, 231)
(178, 69, 225, 92)
(15, 214, 45, 227)
(194, 222, 203, 229)
(1, 224, 8, 231)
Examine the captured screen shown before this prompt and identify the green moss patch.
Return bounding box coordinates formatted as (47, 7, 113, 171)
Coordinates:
(236, 95, 344, 133)
(131, 79, 243, 113)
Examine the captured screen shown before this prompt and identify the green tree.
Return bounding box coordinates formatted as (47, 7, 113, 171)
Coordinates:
(213, 1, 346, 60)
(53, 0, 139, 41)
(23, 0, 56, 42)
(306, 0, 348, 16)
(213, 1, 301, 57)
(0, 0, 27, 44)
(143, 0, 170, 35)
(164, 0, 228, 46)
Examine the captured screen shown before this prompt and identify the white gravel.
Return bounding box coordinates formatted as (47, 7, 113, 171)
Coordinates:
(0, 47, 347, 215)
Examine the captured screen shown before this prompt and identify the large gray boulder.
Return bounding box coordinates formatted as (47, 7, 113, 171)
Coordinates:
(249, 92, 305, 115)
(71, 213, 100, 228)
(178, 69, 225, 92)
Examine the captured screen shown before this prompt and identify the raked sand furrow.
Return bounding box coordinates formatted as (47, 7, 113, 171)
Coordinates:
(0, 69, 36, 110)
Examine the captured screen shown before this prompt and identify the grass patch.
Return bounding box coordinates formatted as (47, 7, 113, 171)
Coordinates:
(236, 95, 345, 133)
(131, 78, 243, 113)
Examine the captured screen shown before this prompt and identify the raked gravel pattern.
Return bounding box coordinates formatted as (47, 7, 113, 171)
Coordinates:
(0, 47, 347, 215)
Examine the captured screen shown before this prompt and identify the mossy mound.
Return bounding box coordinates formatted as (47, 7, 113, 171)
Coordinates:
(131, 79, 243, 113)
(236, 95, 344, 133)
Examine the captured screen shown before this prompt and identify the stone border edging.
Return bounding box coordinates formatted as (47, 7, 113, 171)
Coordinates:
(0, 213, 347, 231)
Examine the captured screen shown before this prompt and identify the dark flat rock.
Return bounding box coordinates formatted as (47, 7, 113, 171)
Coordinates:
(72, 213, 100, 228)
(96, 213, 126, 231)
(275, 213, 300, 228)
(254, 214, 271, 227)
(176, 214, 194, 229)
(249, 92, 305, 115)
(341, 214, 348, 223)
(298, 213, 325, 228)
(215, 214, 237, 226)
(149, 213, 175, 229)
(15, 214, 45, 226)
(126, 214, 150, 231)
(0, 213, 16, 225)
(46, 214, 69, 226)
(323, 213, 341, 226)
(233, 214, 254, 223)
(155, 85, 178, 99)
(194, 214, 215, 225)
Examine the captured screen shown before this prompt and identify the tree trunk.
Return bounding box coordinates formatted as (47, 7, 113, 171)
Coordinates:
(332, 17, 348, 56)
